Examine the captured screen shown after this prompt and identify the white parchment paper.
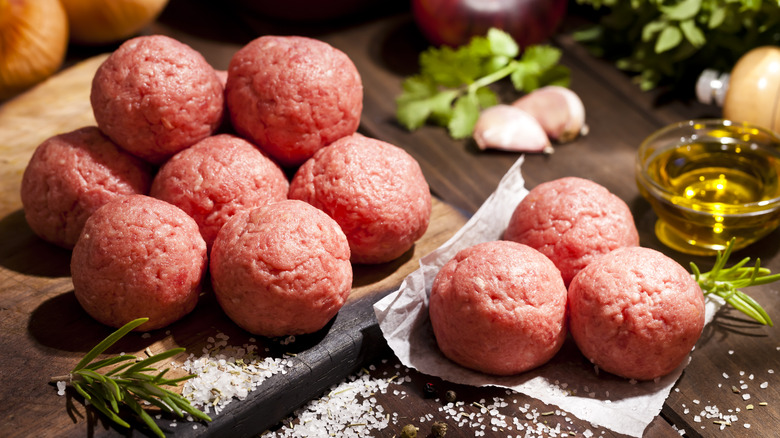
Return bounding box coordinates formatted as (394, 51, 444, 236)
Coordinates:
(374, 156, 722, 437)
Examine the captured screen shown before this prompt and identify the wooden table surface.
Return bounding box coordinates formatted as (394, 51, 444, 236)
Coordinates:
(3, 1, 779, 437)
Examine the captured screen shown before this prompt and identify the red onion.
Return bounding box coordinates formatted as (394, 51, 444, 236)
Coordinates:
(412, 0, 568, 48)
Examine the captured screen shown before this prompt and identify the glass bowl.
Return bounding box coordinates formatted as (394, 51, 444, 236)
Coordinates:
(636, 119, 780, 255)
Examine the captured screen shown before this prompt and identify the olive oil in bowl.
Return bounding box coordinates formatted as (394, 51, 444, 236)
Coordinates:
(636, 120, 780, 255)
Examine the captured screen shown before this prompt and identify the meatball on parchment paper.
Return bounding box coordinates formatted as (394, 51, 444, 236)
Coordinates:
(374, 157, 723, 438)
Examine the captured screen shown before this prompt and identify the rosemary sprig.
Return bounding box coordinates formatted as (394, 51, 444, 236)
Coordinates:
(52, 318, 211, 437)
(691, 239, 777, 326)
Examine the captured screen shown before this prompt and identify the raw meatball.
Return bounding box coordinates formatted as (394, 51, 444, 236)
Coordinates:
(429, 240, 568, 376)
(91, 35, 224, 164)
(20, 126, 152, 249)
(225, 35, 362, 167)
(504, 177, 639, 286)
(71, 195, 208, 331)
(568, 246, 705, 380)
(288, 134, 431, 264)
(210, 200, 352, 337)
(150, 134, 289, 249)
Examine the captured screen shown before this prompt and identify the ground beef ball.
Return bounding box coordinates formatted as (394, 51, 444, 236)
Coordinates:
(225, 35, 362, 167)
(568, 246, 705, 381)
(288, 134, 431, 264)
(91, 35, 224, 164)
(210, 200, 352, 337)
(429, 240, 568, 376)
(71, 195, 208, 331)
(503, 176, 639, 286)
(20, 126, 153, 249)
(150, 134, 289, 249)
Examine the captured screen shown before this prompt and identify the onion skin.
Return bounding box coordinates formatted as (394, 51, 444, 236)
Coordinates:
(412, 0, 568, 48)
(0, 0, 69, 101)
(60, 0, 169, 45)
(723, 46, 780, 132)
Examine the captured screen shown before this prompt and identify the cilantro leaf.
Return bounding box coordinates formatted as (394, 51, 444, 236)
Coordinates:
(396, 28, 570, 139)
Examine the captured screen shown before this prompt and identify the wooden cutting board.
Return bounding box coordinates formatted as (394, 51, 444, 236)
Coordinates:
(0, 55, 466, 437)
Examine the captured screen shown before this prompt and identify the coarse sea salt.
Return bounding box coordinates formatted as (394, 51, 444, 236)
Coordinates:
(264, 371, 397, 438)
(178, 333, 292, 416)
(56, 380, 67, 396)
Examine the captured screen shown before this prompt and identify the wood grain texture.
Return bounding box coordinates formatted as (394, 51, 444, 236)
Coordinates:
(0, 51, 466, 437)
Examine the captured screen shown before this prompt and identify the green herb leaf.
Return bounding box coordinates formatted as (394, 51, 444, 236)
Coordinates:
(448, 93, 481, 139)
(679, 19, 706, 47)
(53, 319, 212, 437)
(396, 27, 570, 139)
(655, 25, 683, 53)
(691, 238, 775, 326)
(574, 0, 780, 90)
(73, 317, 147, 371)
(659, 0, 702, 21)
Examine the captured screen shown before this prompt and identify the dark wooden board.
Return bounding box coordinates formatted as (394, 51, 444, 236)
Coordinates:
(0, 51, 467, 437)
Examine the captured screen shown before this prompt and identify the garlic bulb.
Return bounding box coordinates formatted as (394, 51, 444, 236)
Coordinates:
(512, 85, 587, 143)
(0, 0, 69, 101)
(60, 0, 170, 45)
(473, 104, 553, 154)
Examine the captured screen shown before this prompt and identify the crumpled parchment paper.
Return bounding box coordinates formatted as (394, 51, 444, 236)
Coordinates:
(374, 156, 721, 437)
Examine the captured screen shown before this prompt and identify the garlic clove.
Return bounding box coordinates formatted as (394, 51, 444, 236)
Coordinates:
(473, 104, 553, 154)
(512, 85, 587, 143)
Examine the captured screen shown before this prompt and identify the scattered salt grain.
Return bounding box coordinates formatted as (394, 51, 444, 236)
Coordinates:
(56, 380, 67, 396)
(279, 335, 296, 346)
(760, 381, 769, 389)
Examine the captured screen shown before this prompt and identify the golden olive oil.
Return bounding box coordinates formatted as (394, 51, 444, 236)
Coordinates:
(642, 140, 780, 254)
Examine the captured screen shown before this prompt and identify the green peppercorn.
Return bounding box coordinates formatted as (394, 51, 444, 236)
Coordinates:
(400, 423, 418, 438)
(431, 421, 448, 437)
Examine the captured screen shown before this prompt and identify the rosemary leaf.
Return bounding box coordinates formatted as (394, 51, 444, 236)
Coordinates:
(53, 318, 211, 437)
(105, 360, 135, 377)
(88, 354, 138, 372)
(124, 393, 166, 438)
(125, 348, 185, 374)
(73, 318, 148, 371)
(77, 368, 107, 383)
(692, 238, 776, 326)
(80, 383, 130, 428)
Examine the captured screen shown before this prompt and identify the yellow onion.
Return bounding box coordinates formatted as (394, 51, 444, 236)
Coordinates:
(0, 0, 69, 101)
(60, 0, 169, 45)
(722, 46, 780, 132)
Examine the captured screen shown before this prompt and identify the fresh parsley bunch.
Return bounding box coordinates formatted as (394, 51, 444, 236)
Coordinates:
(573, 0, 780, 91)
(396, 28, 570, 139)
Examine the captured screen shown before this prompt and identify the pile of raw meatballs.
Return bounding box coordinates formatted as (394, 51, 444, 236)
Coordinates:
(20, 35, 705, 382)
(21, 35, 431, 338)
